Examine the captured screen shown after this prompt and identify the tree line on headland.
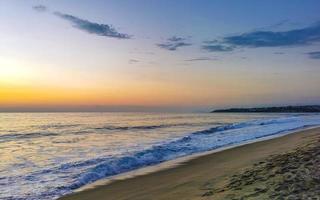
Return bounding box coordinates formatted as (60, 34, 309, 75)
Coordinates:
(212, 105, 320, 113)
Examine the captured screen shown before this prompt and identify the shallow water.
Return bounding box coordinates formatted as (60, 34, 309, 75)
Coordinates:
(1, 112, 320, 200)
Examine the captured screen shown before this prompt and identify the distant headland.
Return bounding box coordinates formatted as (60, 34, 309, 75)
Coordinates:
(211, 105, 320, 113)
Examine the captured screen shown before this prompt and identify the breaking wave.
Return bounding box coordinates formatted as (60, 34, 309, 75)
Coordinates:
(66, 115, 320, 191)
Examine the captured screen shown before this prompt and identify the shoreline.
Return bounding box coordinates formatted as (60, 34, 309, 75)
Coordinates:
(73, 125, 318, 192)
(59, 126, 320, 200)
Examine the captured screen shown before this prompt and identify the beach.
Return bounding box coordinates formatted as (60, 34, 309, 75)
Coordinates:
(3, 1, 320, 199)
(3, 113, 320, 199)
(59, 127, 320, 200)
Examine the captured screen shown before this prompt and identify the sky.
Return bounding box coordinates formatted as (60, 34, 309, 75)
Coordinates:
(0, 0, 320, 112)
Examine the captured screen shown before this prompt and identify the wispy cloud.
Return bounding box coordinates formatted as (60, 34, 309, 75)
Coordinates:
(54, 12, 131, 39)
(167, 36, 185, 42)
(32, 5, 131, 39)
(274, 52, 285, 55)
(32, 5, 47, 12)
(203, 22, 320, 52)
(258, 19, 291, 31)
(129, 59, 139, 64)
(202, 44, 234, 52)
(224, 23, 320, 47)
(157, 36, 191, 51)
(185, 57, 217, 62)
(157, 42, 191, 51)
(306, 51, 320, 59)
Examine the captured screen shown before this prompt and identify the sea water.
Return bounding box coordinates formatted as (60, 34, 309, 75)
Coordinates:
(1, 112, 320, 199)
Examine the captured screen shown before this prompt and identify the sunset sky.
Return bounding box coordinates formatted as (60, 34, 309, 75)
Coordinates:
(1, 0, 320, 112)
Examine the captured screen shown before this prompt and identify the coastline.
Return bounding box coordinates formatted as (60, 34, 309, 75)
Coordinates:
(59, 126, 320, 200)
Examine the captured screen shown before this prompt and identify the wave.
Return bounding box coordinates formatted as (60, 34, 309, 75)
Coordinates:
(94, 124, 169, 130)
(93, 122, 224, 131)
(35, 124, 81, 130)
(62, 115, 320, 190)
(0, 122, 222, 143)
(0, 132, 59, 142)
(4, 114, 320, 199)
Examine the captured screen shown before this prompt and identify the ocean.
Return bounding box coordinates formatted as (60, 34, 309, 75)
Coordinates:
(1, 112, 320, 200)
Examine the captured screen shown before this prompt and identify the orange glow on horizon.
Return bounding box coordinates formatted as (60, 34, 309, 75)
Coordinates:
(0, 80, 242, 108)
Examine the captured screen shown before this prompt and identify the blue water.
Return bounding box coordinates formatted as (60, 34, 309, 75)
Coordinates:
(1, 112, 320, 200)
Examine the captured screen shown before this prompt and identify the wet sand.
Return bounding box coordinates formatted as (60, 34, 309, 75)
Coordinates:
(59, 127, 320, 200)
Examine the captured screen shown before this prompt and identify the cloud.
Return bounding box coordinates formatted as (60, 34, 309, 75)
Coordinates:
(202, 44, 234, 52)
(203, 22, 320, 52)
(33, 5, 47, 12)
(306, 51, 320, 59)
(268, 20, 290, 29)
(157, 42, 191, 51)
(185, 57, 217, 62)
(129, 59, 139, 63)
(54, 12, 131, 39)
(224, 23, 320, 47)
(258, 19, 291, 31)
(157, 36, 191, 51)
(168, 36, 185, 42)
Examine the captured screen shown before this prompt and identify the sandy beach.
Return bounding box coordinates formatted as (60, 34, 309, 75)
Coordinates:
(59, 127, 320, 200)
(3, 1, 320, 199)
